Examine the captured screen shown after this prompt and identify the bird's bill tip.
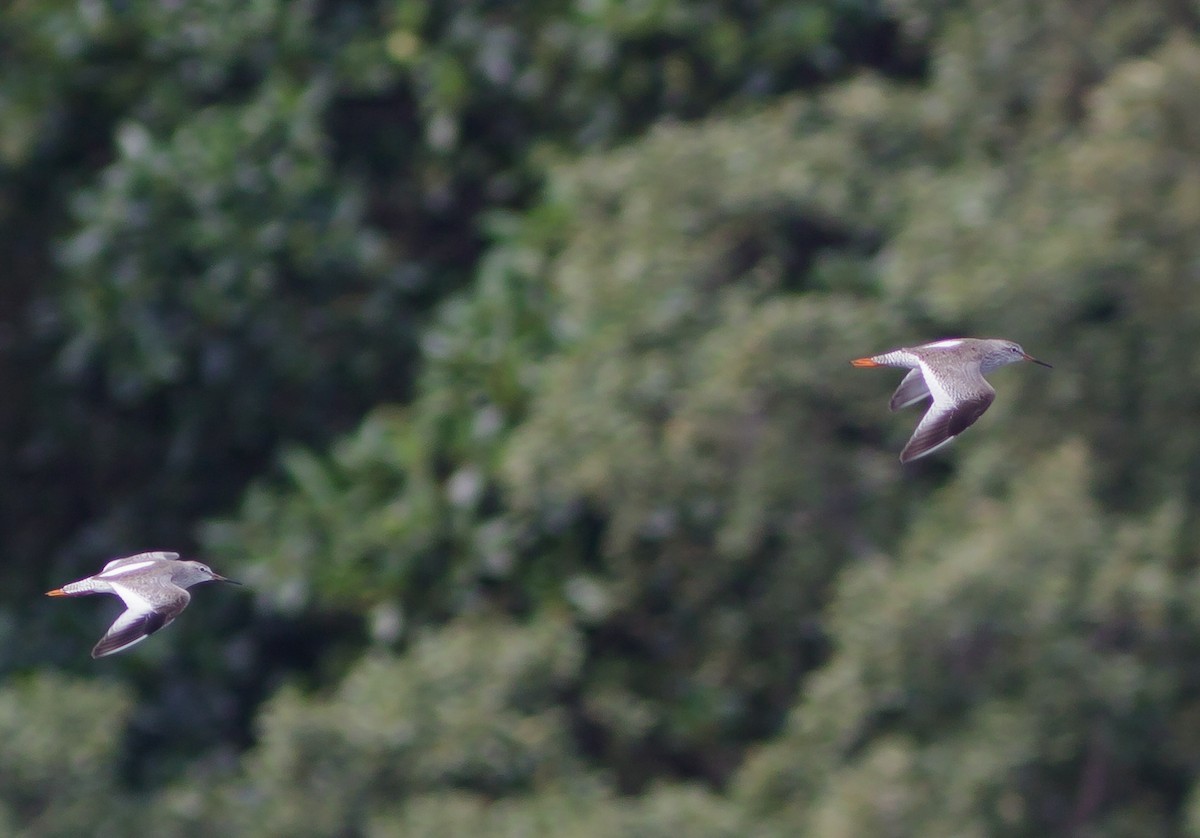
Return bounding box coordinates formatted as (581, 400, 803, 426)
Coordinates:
(850, 357, 880, 367)
(45, 588, 68, 597)
(213, 574, 242, 585)
(1023, 353, 1053, 368)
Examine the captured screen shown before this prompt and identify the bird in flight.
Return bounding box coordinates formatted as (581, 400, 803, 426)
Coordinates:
(46, 551, 241, 658)
(852, 338, 1051, 463)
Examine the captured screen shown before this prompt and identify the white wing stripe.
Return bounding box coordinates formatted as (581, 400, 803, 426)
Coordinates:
(916, 361, 954, 408)
(107, 582, 158, 611)
(98, 560, 157, 578)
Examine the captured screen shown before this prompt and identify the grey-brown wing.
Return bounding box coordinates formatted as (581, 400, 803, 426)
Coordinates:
(100, 551, 181, 574)
(92, 587, 189, 658)
(889, 368, 931, 411)
(900, 390, 995, 463)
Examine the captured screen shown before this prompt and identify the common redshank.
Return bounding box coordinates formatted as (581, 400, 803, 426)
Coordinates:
(46, 551, 240, 658)
(851, 338, 1051, 463)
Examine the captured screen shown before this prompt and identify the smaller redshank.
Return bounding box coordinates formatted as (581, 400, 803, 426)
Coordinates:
(46, 551, 241, 658)
(851, 338, 1051, 463)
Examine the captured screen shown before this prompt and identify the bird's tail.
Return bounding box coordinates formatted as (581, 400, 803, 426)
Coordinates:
(45, 579, 107, 597)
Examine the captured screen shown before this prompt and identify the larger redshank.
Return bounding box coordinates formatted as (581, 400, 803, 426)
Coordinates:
(851, 338, 1051, 463)
(46, 551, 240, 658)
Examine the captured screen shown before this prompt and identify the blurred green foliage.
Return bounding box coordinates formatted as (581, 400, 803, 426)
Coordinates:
(8, 0, 1200, 835)
(153, 618, 584, 835)
(0, 673, 135, 834)
(4, 0, 901, 582)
